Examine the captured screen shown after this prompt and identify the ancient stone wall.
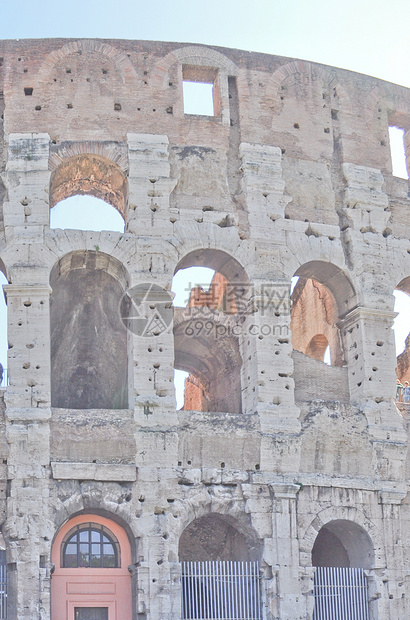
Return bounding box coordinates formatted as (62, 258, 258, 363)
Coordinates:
(0, 38, 409, 619)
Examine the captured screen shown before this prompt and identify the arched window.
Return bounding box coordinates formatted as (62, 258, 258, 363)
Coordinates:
(51, 514, 132, 620)
(62, 523, 120, 569)
(50, 251, 130, 409)
(172, 250, 250, 414)
(291, 276, 345, 367)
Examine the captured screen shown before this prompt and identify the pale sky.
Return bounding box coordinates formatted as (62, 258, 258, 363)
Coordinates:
(2, 0, 410, 88)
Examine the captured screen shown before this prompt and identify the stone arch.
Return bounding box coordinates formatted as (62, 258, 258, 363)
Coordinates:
(151, 45, 238, 90)
(312, 519, 374, 569)
(50, 250, 130, 409)
(306, 334, 329, 362)
(0, 258, 8, 283)
(51, 511, 134, 619)
(173, 248, 250, 413)
(291, 275, 345, 367)
(179, 512, 261, 562)
(151, 45, 238, 124)
(325, 78, 354, 117)
(366, 84, 410, 127)
(266, 60, 327, 114)
(300, 505, 380, 569)
(170, 222, 250, 279)
(294, 260, 357, 318)
(38, 39, 139, 86)
(49, 141, 129, 176)
(175, 247, 250, 289)
(49, 153, 128, 219)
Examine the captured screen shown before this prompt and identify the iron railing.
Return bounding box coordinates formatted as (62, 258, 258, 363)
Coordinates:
(0, 564, 6, 618)
(313, 566, 369, 620)
(181, 561, 261, 620)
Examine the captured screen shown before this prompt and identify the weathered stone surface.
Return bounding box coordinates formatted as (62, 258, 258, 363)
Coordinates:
(0, 38, 409, 619)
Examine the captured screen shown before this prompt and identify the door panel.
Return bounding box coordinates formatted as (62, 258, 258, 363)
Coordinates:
(75, 608, 108, 620)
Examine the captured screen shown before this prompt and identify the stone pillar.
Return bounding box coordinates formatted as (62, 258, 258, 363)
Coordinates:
(127, 133, 176, 236)
(4, 285, 51, 410)
(2, 283, 53, 619)
(126, 134, 178, 469)
(376, 490, 407, 619)
(239, 143, 291, 238)
(247, 281, 301, 472)
(339, 162, 407, 480)
(270, 483, 303, 620)
(339, 307, 407, 480)
(2, 133, 50, 244)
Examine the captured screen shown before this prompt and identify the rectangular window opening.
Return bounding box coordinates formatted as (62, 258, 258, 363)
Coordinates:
(183, 65, 217, 117)
(389, 126, 409, 179)
(183, 81, 214, 116)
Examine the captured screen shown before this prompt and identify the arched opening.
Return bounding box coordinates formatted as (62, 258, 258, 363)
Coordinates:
(312, 520, 373, 569)
(179, 514, 261, 619)
(394, 278, 410, 401)
(49, 154, 128, 229)
(306, 334, 330, 363)
(50, 251, 129, 409)
(173, 250, 249, 414)
(291, 262, 356, 402)
(51, 514, 132, 620)
(312, 520, 373, 619)
(51, 195, 125, 233)
(291, 275, 345, 367)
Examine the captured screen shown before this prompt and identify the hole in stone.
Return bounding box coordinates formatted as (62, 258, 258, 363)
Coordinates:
(24, 87, 33, 96)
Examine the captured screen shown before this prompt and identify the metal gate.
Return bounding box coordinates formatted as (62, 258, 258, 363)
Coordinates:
(181, 561, 261, 620)
(313, 566, 369, 620)
(0, 563, 6, 619)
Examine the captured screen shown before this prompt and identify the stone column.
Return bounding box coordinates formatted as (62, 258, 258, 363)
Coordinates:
(127, 133, 176, 237)
(126, 133, 178, 471)
(2, 133, 50, 244)
(239, 143, 291, 239)
(339, 307, 407, 479)
(376, 490, 407, 620)
(339, 162, 407, 480)
(3, 284, 53, 619)
(269, 483, 303, 620)
(246, 281, 301, 472)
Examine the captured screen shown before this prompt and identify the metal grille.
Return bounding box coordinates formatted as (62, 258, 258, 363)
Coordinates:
(313, 566, 369, 620)
(0, 564, 6, 619)
(181, 561, 261, 620)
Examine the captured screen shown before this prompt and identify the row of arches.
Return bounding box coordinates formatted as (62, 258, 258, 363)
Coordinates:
(0, 510, 374, 619)
(0, 242, 409, 410)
